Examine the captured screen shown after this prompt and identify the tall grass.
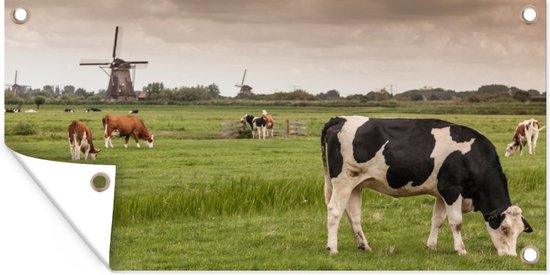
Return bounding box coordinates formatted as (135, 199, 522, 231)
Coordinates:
(114, 175, 324, 225)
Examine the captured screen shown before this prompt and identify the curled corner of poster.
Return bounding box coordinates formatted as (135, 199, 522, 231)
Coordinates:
(9, 149, 116, 268)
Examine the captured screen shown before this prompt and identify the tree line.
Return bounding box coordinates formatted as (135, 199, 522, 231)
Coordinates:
(4, 82, 545, 107)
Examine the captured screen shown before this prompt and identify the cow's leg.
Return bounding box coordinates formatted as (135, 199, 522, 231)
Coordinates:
(68, 138, 75, 160)
(519, 144, 524, 156)
(445, 197, 467, 255)
(124, 136, 130, 149)
(527, 135, 533, 155)
(326, 178, 354, 255)
(257, 128, 261, 140)
(84, 147, 90, 160)
(104, 124, 112, 148)
(75, 144, 81, 160)
(532, 131, 539, 155)
(345, 186, 371, 252)
(427, 196, 447, 250)
(262, 126, 267, 139)
(132, 131, 141, 148)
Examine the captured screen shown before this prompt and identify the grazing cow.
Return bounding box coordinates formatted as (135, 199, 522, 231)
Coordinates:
(261, 110, 275, 137)
(85, 108, 102, 112)
(321, 116, 532, 256)
(5, 107, 20, 113)
(64, 108, 75, 113)
(102, 115, 154, 149)
(67, 120, 100, 160)
(505, 119, 545, 157)
(240, 114, 266, 139)
(129, 109, 139, 114)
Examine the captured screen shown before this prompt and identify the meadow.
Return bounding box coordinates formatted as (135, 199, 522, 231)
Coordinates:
(4, 102, 546, 270)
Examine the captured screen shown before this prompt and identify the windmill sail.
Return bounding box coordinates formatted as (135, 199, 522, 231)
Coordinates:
(80, 26, 148, 101)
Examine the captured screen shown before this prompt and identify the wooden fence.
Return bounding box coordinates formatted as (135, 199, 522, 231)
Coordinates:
(286, 119, 307, 136)
(220, 119, 307, 138)
(220, 121, 247, 139)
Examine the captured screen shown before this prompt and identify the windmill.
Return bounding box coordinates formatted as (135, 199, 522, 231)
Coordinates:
(4, 70, 28, 97)
(235, 68, 253, 97)
(80, 26, 148, 101)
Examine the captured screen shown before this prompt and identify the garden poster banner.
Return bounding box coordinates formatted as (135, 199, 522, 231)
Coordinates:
(4, 0, 546, 271)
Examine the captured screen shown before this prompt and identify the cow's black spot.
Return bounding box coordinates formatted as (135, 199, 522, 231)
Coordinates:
(437, 137, 512, 228)
(354, 119, 451, 188)
(450, 125, 480, 143)
(437, 151, 468, 205)
(322, 117, 346, 178)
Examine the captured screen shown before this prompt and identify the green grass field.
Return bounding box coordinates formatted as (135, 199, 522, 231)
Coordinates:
(4, 102, 546, 270)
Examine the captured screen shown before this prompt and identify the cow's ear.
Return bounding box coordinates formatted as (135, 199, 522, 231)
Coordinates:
(491, 214, 504, 230)
(485, 212, 505, 230)
(522, 216, 533, 233)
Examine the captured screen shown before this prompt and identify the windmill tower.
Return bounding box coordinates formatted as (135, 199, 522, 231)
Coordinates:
(5, 70, 27, 97)
(235, 69, 253, 97)
(80, 26, 148, 101)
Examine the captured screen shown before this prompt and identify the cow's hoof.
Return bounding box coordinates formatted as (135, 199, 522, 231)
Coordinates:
(457, 249, 468, 256)
(326, 246, 338, 255)
(358, 244, 372, 252)
(426, 242, 437, 250)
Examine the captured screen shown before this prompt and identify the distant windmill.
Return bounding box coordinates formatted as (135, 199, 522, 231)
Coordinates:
(235, 68, 253, 97)
(4, 70, 28, 97)
(80, 26, 148, 101)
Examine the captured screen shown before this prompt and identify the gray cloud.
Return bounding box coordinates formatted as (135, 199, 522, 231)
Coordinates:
(5, 0, 545, 96)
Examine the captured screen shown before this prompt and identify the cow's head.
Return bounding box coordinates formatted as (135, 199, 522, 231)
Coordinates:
(485, 205, 532, 256)
(504, 142, 518, 157)
(89, 148, 101, 160)
(145, 134, 154, 148)
(240, 114, 254, 128)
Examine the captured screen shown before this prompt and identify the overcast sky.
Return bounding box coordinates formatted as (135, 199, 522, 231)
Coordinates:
(5, 0, 546, 97)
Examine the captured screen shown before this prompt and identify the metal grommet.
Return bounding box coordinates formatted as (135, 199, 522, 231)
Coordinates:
(12, 7, 31, 25)
(521, 5, 537, 24)
(90, 172, 110, 192)
(520, 245, 540, 265)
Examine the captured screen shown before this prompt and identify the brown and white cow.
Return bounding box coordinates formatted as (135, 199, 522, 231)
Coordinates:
(262, 110, 275, 137)
(102, 115, 154, 149)
(68, 120, 100, 160)
(505, 118, 545, 157)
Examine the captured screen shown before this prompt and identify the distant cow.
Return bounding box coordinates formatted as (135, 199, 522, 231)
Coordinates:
(261, 110, 275, 137)
(64, 108, 75, 113)
(102, 115, 154, 149)
(241, 114, 266, 139)
(25, 109, 37, 113)
(129, 109, 139, 114)
(321, 116, 532, 256)
(505, 118, 545, 157)
(5, 107, 20, 113)
(85, 108, 102, 112)
(68, 120, 100, 160)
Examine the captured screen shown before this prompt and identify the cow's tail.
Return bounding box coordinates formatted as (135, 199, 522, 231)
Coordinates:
(539, 125, 546, 131)
(321, 118, 342, 205)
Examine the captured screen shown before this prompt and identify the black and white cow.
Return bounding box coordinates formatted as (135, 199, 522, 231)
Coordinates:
(85, 108, 102, 112)
(64, 108, 75, 113)
(129, 109, 139, 114)
(321, 116, 532, 256)
(240, 114, 267, 139)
